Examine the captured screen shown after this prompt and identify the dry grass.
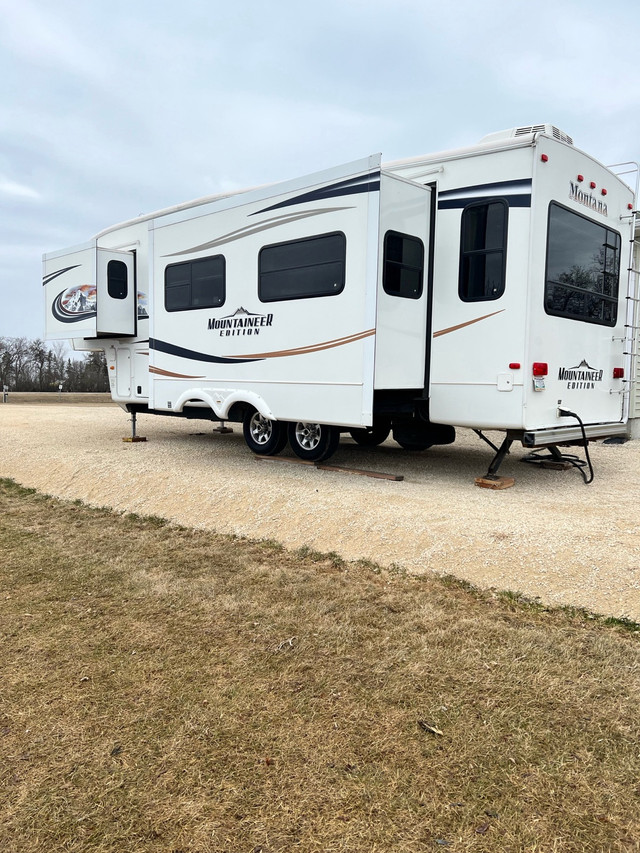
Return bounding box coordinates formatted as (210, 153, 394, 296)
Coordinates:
(1, 478, 639, 853)
(2, 392, 114, 405)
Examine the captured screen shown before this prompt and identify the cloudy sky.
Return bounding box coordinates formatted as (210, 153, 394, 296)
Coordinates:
(2, 0, 640, 341)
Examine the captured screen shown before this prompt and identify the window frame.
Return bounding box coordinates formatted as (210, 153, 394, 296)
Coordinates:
(543, 201, 620, 327)
(164, 254, 226, 313)
(107, 259, 128, 300)
(458, 198, 509, 303)
(382, 230, 425, 300)
(258, 231, 346, 304)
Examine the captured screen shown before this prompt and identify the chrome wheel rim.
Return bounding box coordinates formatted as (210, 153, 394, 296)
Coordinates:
(250, 412, 273, 446)
(294, 422, 321, 451)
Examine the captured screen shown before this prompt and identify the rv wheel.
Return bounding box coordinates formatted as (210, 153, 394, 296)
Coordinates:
(243, 409, 288, 455)
(288, 422, 340, 462)
(349, 421, 391, 447)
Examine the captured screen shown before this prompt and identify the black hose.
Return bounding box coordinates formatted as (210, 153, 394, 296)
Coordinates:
(557, 408, 594, 485)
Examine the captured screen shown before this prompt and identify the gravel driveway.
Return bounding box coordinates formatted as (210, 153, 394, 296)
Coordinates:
(1, 403, 639, 620)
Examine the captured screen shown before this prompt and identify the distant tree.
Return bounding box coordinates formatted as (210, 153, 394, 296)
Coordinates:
(4, 337, 30, 388)
(0, 337, 109, 392)
(0, 338, 10, 387)
(29, 339, 47, 390)
(48, 341, 68, 390)
(82, 351, 109, 392)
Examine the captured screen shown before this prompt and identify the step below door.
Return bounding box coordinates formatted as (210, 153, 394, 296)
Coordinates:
(97, 249, 136, 336)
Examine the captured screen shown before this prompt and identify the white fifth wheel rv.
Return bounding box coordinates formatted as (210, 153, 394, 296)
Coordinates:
(43, 125, 636, 477)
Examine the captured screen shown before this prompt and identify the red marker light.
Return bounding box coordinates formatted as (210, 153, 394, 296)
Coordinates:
(590, 181, 596, 189)
(541, 154, 549, 162)
(509, 362, 521, 370)
(532, 362, 548, 377)
(613, 367, 624, 379)
(601, 188, 607, 196)
(577, 174, 584, 182)
(629, 203, 634, 210)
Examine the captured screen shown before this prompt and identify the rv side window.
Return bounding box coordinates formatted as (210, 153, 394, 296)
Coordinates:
(383, 231, 424, 299)
(544, 203, 620, 327)
(259, 232, 346, 302)
(459, 200, 507, 302)
(165, 255, 226, 312)
(107, 260, 128, 300)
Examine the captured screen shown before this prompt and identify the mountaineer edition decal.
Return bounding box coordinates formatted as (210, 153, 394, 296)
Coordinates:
(558, 359, 604, 390)
(208, 306, 273, 336)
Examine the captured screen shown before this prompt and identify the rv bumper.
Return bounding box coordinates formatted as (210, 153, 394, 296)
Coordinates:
(515, 423, 627, 448)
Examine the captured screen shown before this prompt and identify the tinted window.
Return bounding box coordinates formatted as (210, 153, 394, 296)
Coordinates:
(545, 203, 620, 326)
(259, 233, 346, 302)
(107, 260, 128, 300)
(165, 255, 225, 312)
(459, 200, 508, 301)
(383, 231, 424, 299)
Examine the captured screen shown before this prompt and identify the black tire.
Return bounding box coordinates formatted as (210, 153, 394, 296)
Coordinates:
(395, 439, 432, 451)
(349, 422, 391, 447)
(243, 409, 287, 455)
(287, 421, 340, 462)
(392, 422, 454, 452)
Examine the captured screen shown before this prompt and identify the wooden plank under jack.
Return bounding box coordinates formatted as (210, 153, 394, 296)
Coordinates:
(475, 475, 515, 490)
(254, 455, 404, 481)
(122, 436, 147, 442)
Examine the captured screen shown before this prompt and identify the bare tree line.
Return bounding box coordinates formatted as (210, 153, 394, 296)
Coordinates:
(0, 337, 109, 393)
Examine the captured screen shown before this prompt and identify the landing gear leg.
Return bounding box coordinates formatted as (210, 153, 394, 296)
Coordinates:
(475, 435, 514, 489)
(485, 436, 514, 477)
(123, 410, 147, 443)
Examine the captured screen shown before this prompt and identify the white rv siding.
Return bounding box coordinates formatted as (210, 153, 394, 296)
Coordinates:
(148, 158, 382, 428)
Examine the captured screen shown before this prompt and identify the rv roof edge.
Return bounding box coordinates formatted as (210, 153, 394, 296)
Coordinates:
(94, 153, 384, 241)
(384, 129, 540, 172)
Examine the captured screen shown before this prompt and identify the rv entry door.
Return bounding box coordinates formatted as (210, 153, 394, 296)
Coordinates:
(96, 248, 136, 336)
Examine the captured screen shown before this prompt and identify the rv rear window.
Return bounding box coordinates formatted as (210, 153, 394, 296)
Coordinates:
(544, 203, 620, 327)
(259, 232, 346, 302)
(107, 260, 128, 300)
(383, 231, 424, 299)
(165, 255, 226, 312)
(459, 200, 508, 302)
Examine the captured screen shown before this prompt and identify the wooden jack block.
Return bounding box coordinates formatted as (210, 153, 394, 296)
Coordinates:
(475, 475, 515, 490)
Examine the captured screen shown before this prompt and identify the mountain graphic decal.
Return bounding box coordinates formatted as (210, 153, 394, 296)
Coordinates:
(222, 306, 264, 319)
(569, 359, 597, 371)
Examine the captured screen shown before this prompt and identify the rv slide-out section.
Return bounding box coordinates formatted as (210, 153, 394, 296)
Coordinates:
(43, 245, 136, 339)
(44, 125, 637, 471)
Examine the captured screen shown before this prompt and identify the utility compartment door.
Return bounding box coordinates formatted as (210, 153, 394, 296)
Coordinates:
(116, 348, 132, 397)
(96, 248, 136, 336)
(43, 243, 98, 340)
